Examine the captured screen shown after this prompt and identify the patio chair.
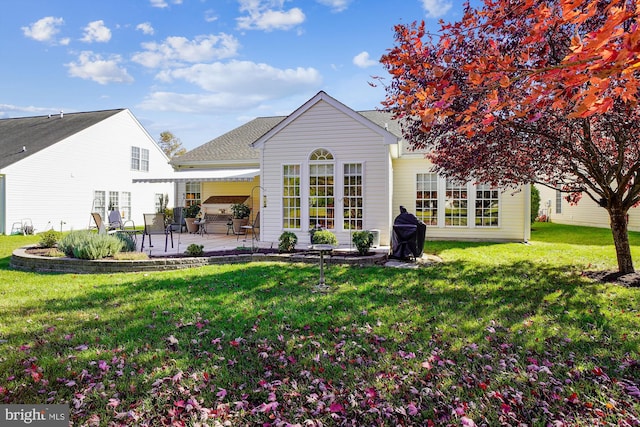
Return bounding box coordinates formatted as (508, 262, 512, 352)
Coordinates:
(108, 210, 136, 231)
(91, 213, 119, 235)
(141, 213, 173, 252)
(238, 211, 260, 241)
(170, 207, 187, 233)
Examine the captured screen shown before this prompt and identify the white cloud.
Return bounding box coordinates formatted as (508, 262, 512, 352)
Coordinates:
(421, 0, 452, 18)
(66, 51, 133, 85)
(316, 0, 352, 12)
(22, 16, 65, 43)
(131, 34, 240, 68)
(0, 104, 60, 118)
(237, 0, 305, 31)
(81, 20, 112, 43)
(204, 10, 218, 23)
(150, 0, 183, 8)
(352, 51, 378, 68)
(138, 91, 265, 113)
(158, 60, 321, 98)
(136, 22, 155, 35)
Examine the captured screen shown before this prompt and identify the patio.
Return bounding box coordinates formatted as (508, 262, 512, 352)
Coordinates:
(134, 230, 391, 258)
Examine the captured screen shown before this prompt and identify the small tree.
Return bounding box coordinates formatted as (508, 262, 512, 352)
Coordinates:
(158, 131, 187, 158)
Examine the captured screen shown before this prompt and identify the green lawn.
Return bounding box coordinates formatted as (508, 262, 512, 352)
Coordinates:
(0, 223, 638, 425)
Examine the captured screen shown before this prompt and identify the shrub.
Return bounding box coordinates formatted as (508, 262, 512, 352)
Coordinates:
(311, 230, 338, 246)
(185, 243, 204, 256)
(58, 231, 124, 260)
(531, 185, 541, 224)
(39, 229, 61, 248)
(114, 232, 136, 252)
(58, 231, 90, 257)
(230, 203, 250, 219)
(352, 230, 374, 255)
(278, 231, 298, 253)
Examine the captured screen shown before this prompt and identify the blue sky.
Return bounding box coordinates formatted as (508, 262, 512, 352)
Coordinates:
(1, 0, 462, 150)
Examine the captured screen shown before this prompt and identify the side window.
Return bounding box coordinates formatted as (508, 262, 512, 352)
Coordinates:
(283, 164, 301, 229)
(131, 146, 149, 171)
(475, 185, 499, 227)
(445, 180, 468, 226)
(343, 163, 363, 230)
(416, 173, 438, 226)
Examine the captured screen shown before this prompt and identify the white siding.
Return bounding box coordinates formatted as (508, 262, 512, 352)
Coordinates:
(393, 158, 529, 242)
(2, 110, 174, 234)
(259, 100, 393, 246)
(535, 185, 640, 231)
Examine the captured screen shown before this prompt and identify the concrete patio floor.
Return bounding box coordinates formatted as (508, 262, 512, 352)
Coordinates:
(134, 230, 391, 258)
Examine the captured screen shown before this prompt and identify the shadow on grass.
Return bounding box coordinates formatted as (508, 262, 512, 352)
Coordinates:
(2, 258, 637, 370)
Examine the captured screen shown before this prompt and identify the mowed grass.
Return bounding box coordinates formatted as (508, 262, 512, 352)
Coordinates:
(0, 223, 638, 426)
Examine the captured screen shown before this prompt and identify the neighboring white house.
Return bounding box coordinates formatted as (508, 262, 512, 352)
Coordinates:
(161, 91, 530, 247)
(536, 185, 640, 232)
(0, 109, 175, 234)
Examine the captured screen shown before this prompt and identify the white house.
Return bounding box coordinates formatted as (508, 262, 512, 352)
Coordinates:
(159, 91, 530, 247)
(0, 109, 174, 234)
(536, 185, 640, 232)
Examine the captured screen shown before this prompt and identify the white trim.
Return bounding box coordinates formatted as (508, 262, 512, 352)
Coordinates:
(251, 91, 398, 149)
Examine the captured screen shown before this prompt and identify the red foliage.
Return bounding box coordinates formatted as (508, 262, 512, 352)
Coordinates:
(380, 0, 640, 272)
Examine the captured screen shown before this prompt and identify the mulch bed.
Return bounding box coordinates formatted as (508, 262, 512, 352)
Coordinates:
(24, 247, 378, 259)
(582, 270, 640, 287)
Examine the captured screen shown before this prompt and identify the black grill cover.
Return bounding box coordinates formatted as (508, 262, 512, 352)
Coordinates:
(391, 206, 426, 260)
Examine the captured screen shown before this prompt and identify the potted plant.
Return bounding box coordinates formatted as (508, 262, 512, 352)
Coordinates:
(230, 203, 250, 234)
(184, 204, 201, 233)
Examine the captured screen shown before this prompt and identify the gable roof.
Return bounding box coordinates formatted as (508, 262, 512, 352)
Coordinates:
(252, 91, 399, 149)
(0, 109, 124, 169)
(172, 93, 406, 167)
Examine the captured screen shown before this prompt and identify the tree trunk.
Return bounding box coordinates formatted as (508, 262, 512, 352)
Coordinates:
(608, 208, 635, 274)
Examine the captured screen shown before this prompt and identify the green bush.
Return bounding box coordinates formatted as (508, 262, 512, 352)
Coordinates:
(311, 229, 338, 246)
(185, 243, 204, 256)
(58, 231, 89, 257)
(114, 232, 136, 252)
(38, 229, 61, 248)
(352, 230, 374, 255)
(531, 184, 541, 223)
(278, 231, 298, 253)
(58, 231, 124, 260)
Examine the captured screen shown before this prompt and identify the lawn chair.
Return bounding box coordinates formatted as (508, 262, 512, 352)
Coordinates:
(108, 210, 136, 231)
(170, 207, 186, 233)
(238, 211, 260, 241)
(91, 212, 119, 235)
(141, 213, 173, 252)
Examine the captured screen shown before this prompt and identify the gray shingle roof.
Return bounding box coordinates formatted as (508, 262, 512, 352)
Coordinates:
(171, 116, 286, 166)
(0, 109, 124, 169)
(172, 110, 405, 166)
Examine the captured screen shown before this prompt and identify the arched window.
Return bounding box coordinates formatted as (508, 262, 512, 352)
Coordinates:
(309, 148, 335, 229)
(309, 148, 334, 161)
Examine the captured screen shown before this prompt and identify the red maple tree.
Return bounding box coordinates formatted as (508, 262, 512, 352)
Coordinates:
(380, 0, 640, 273)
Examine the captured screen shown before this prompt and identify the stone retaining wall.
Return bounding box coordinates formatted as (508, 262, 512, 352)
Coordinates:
(10, 247, 388, 274)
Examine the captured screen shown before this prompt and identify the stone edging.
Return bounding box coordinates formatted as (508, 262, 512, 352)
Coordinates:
(10, 246, 389, 274)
